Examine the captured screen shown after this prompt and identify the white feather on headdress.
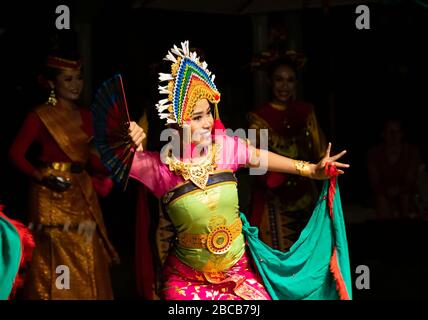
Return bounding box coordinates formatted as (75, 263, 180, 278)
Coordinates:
(164, 51, 177, 63)
(157, 98, 170, 106)
(181, 41, 190, 56)
(156, 104, 171, 113)
(158, 73, 174, 82)
(171, 45, 183, 57)
(159, 113, 171, 119)
(158, 85, 171, 95)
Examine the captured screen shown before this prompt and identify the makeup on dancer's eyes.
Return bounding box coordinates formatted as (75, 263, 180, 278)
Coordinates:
(192, 108, 211, 121)
(192, 112, 203, 120)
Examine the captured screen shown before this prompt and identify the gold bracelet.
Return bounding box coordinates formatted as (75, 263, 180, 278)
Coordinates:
(295, 160, 311, 177)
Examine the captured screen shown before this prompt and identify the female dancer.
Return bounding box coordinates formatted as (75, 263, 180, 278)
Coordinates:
(113, 41, 351, 300)
(248, 54, 326, 251)
(9, 53, 118, 299)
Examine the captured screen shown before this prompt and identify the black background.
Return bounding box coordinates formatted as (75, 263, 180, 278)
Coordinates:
(1, 0, 427, 300)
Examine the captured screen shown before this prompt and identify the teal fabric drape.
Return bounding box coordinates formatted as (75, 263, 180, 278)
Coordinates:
(0, 214, 21, 300)
(242, 179, 352, 300)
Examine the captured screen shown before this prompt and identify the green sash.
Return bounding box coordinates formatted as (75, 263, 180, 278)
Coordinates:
(0, 214, 21, 300)
(243, 179, 352, 300)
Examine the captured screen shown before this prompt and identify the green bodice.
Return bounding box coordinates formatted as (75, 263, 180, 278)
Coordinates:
(163, 171, 245, 272)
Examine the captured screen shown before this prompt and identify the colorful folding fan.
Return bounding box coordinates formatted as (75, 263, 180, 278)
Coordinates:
(91, 74, 133, 190)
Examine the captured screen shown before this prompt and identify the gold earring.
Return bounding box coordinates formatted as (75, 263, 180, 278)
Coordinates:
(47, 89, 57, 106)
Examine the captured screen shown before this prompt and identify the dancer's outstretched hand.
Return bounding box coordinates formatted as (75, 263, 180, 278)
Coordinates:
(312, 143, 349, 180)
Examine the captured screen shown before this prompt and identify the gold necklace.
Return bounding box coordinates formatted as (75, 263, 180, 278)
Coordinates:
(270, 102, 287, 111)
(166, 144, 217, 189)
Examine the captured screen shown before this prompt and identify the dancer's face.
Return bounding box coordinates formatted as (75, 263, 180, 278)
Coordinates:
(271, 65, 296, 104)
(190, 99, 214, 145)
(50, 68, 84, 102)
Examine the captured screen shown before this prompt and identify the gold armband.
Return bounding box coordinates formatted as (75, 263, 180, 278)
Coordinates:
(295, 160, 312, 177)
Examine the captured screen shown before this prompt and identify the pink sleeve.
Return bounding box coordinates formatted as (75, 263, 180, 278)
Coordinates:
(215, 134, 251, 172)
(130, 151, 182, 198)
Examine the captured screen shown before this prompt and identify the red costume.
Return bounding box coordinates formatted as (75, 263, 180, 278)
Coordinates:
(248, 101, 326, 251)
(9, 109, 110, 183)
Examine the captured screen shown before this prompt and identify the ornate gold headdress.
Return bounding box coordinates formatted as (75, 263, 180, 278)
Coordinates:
(156, 41, 221, 127)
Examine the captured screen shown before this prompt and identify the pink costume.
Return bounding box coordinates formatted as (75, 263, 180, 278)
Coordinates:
(130, 134, 271, 300)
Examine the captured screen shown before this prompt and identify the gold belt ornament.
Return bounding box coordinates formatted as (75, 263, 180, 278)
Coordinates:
(178, 218, 242, 254)
(44, 162, 84, 173)
(51, 162, 72, 172)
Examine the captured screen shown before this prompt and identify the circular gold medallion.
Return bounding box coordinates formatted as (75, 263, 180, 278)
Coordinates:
(206, 225, 233, 254)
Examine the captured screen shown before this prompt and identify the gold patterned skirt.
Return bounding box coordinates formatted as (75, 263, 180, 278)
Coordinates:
(22, 166, 114, 299)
